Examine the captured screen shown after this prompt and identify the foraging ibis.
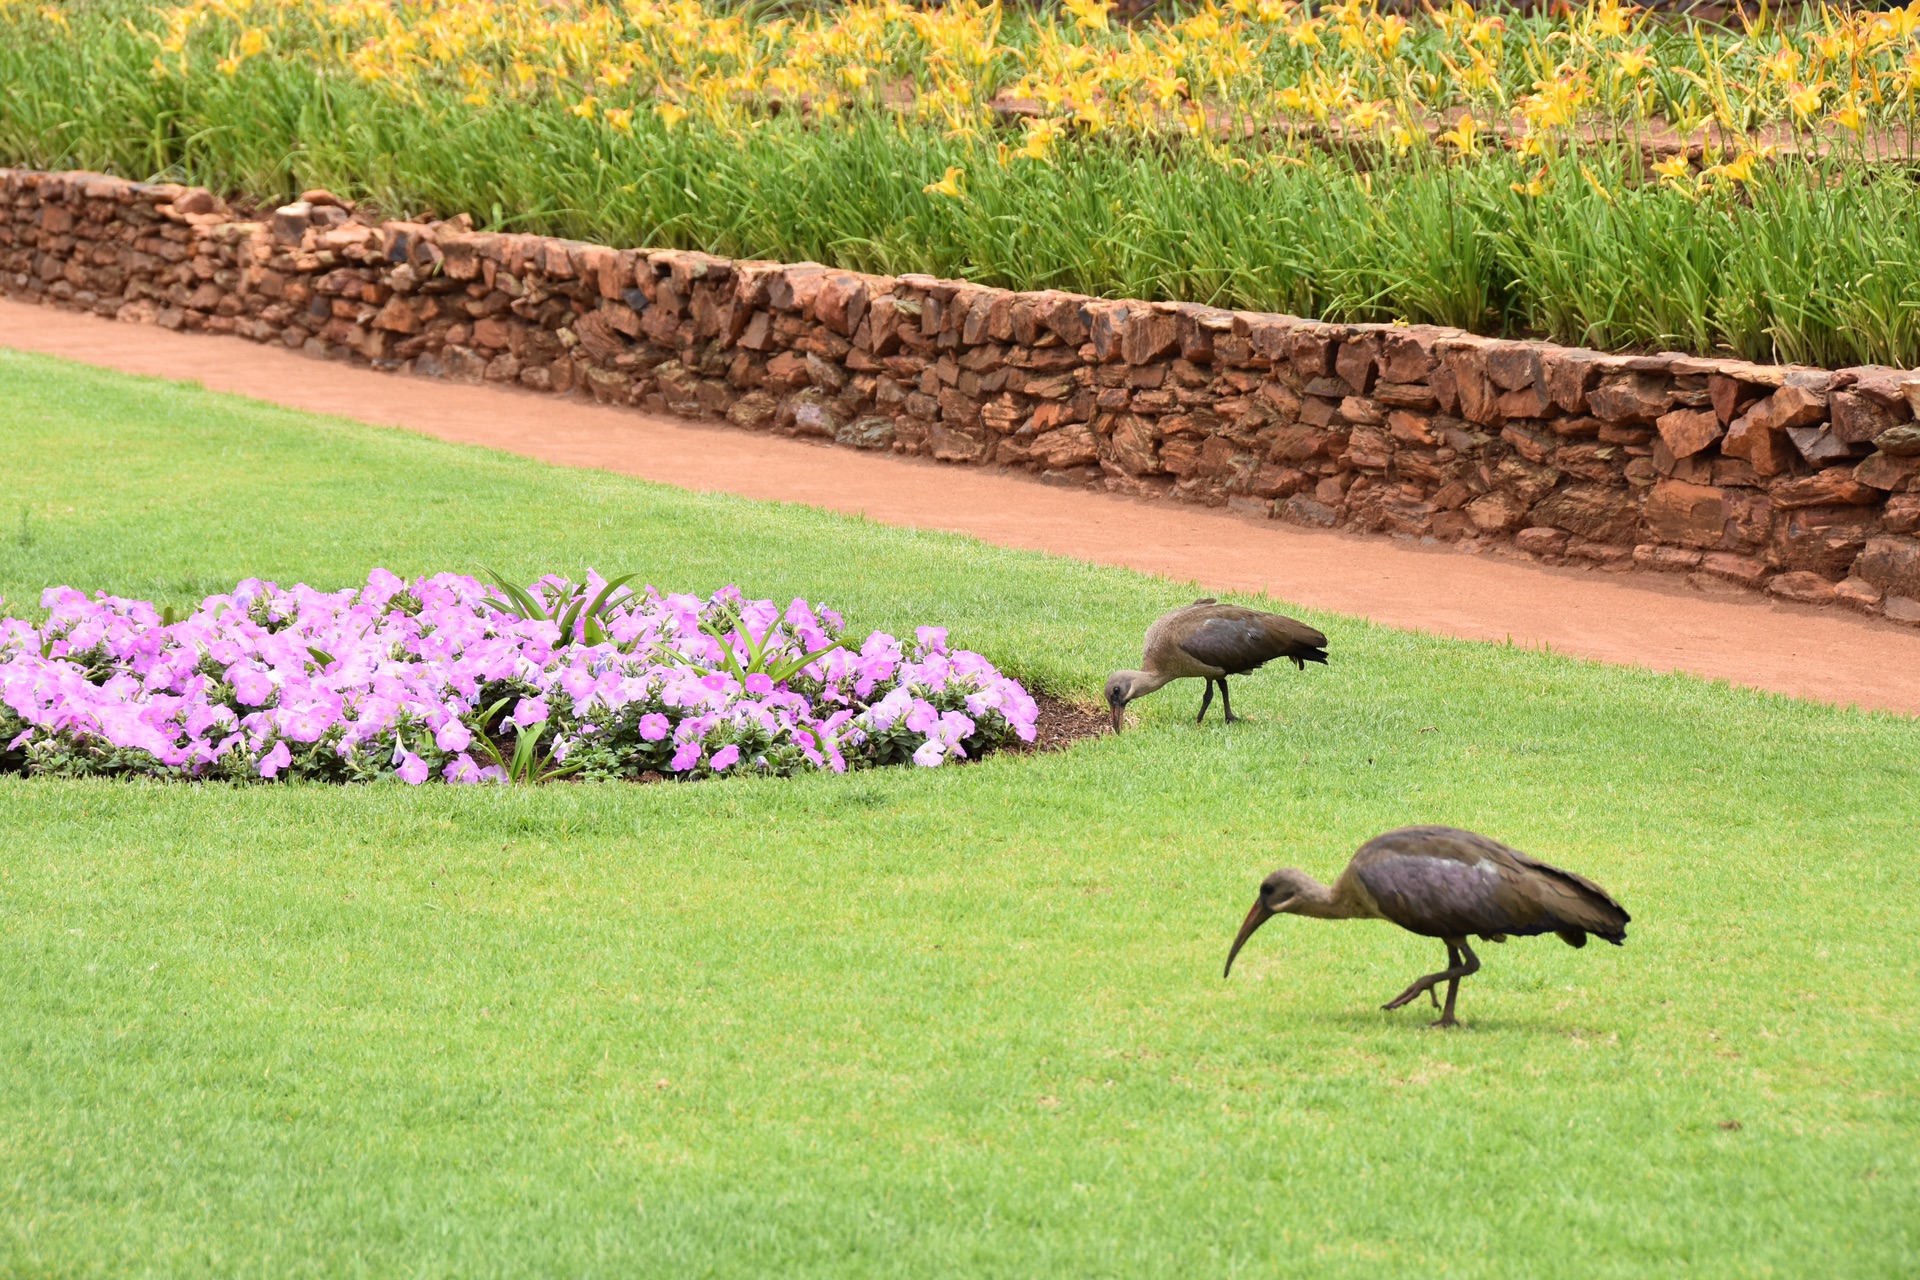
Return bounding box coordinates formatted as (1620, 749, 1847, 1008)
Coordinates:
(1222, 825, 1629, 1027)
(1103, 599, 1327, 731)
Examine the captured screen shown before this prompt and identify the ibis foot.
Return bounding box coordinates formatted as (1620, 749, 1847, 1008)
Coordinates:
(1383, 939, 1479, 1023)
(1195, 679, 1216, 724)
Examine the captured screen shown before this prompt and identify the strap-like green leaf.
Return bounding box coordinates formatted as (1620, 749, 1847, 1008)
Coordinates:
(468, 697, 514, 774)
(307, 646, 335, 668)
(698, 618, 747, 683)
(582, 573, 638, 623)
(483, 568, 549, 622)
(738, 616, 773, 673)
(511, 720, 547, 784)
(768, 639, 845, 684)
(555, 592, 589, 646)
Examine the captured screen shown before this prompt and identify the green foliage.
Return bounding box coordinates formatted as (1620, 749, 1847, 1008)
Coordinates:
(468, 696, 580, 785)
(481, 567, 637, 647)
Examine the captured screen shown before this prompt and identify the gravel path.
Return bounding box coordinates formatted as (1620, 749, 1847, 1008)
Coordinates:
(6, 298, 1917, 716)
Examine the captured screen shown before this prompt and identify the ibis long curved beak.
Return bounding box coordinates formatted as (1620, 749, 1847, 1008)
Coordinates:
(1223, 898, 1275, 978)
(1109, 700, 1125, 734)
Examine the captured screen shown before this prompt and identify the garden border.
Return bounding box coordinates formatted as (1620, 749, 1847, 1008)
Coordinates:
(6, 165, 1920, 624)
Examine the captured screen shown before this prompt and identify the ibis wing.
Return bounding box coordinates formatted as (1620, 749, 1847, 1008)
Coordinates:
(1355, 853, 1536, 939)
(1177, 611, 1328, 675)
(1356, 826, 1629, 944)
(1497, 847, 1631, 941)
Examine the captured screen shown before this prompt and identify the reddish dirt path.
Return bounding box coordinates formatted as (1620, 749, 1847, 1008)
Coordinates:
(7, 298, 1920, 716)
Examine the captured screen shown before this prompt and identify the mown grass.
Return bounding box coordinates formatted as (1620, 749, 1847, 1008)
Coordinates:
(6, 3, 1920, 365)
(1, 347, 1917, 1277)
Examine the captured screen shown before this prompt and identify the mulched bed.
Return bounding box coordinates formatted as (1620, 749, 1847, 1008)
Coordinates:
(1015, 692, 1111, 754)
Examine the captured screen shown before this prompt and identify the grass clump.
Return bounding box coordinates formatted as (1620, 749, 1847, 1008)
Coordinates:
(1, 349, 1918, 1276)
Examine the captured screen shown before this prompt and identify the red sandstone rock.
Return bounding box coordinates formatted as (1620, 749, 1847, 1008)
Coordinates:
(1856, 450, 1920, 490)
(1722, 405, 1790, 477)
(1833, 577, 1884, 611)
(1769, 468, 1877, 509)
(1885, 595, 1920, 625)
(1830, 388, 1904, 444)
(1697, 552, 1769, 587)
(1466, 491, 1528, 533)
(1656, 407, 1721, 459)
(1853, 535, 1920, 600)
(1769, 570, 1838, 604)
(1516, 526, 1568, 557)
(1644, 479, 1726, 547)
(1634, 543, 1703, 571)
(1589, 372, 1673, 423)
(1530, 484, 1638, 544)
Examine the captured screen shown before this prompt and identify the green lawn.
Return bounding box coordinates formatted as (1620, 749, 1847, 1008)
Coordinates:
(1, 347, 1915, 1278)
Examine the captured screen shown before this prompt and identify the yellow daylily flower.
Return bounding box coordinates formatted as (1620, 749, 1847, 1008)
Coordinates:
(1707, 151, 1757, 184)
(1612, 47, 1653, 79)
(1652, 153, 1691, 181)
(1013, 118, 1060, 162)
(656, 101, 689, 128)
(923, 165, 966, 198)
(1579, 164, 1614, 203)
(1345, 99, 1387, 131)
(1437, 114, 1481, 156)
(1061, 0, 1111, 33)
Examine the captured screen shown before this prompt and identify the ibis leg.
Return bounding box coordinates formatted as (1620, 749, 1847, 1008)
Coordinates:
(1219, 678, 1240, 724)
(1382, 938, 1481, 1027)
(1195, 680, 1216, 724)
(1435, 941, 1479, 1028)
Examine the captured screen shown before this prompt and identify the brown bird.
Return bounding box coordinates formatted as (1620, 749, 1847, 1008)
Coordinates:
(1104, 599, 1327, 731)
(1222, 825, 1629, 1027)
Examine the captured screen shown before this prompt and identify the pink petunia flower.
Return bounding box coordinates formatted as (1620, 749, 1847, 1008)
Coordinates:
(258, 741, 291, 779)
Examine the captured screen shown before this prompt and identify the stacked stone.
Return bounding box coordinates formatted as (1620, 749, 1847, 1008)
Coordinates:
(6, 165, 1920, 622)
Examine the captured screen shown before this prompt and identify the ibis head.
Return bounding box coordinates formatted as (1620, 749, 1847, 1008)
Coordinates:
(1223, 867, 1327, 978)
(1102, 669, 1166, 733)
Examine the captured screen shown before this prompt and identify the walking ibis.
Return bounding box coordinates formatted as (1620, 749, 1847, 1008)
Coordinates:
(1103, 599, 1327, 731)
(1222, 825, 1629, 1027)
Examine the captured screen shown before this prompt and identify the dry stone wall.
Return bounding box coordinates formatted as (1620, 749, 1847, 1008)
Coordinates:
(8, 165, 1920, 624)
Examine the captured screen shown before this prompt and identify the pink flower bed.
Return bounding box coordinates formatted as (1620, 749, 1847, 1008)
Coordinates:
(0, 570, 1040, 784)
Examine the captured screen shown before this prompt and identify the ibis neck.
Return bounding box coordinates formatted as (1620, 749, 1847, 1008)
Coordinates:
(1120, 669, 1175, 698)
(1285, 875, 1372, 920)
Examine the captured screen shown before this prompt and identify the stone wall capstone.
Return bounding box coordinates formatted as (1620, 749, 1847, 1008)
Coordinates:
(6, 165, 1920, 623)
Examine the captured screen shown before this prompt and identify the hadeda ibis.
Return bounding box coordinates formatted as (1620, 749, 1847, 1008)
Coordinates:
(1222, 825, 1629, 1027)
(1103, 599, 1327, 731)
